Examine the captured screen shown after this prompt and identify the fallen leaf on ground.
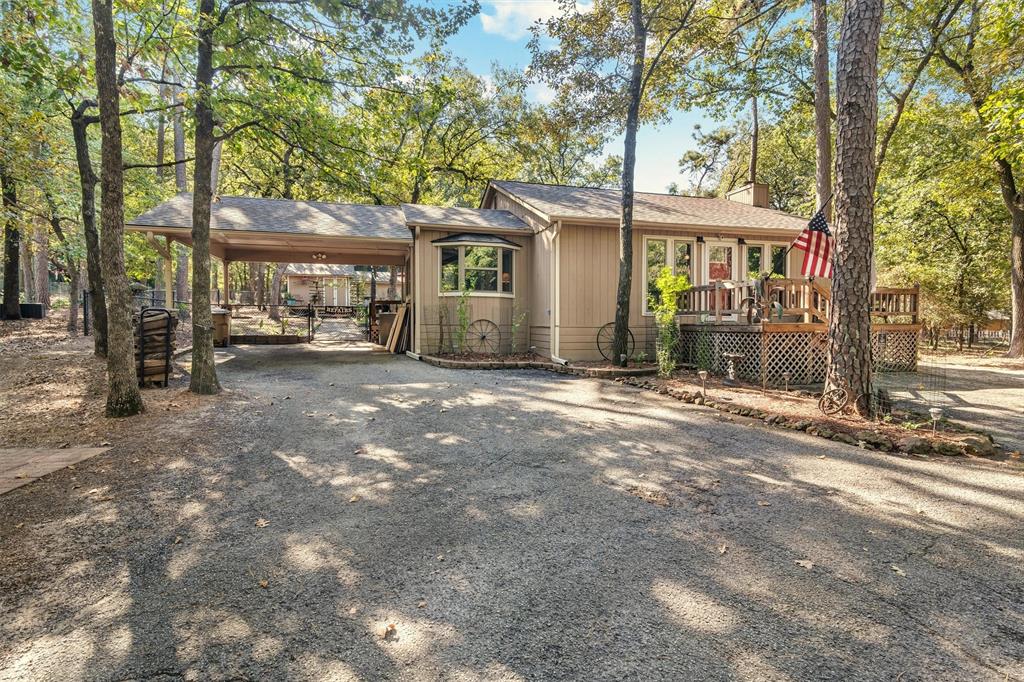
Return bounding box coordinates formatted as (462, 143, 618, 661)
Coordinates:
(259, 579, 269, 588)
(817, 455, 826, 459)
(891, 565, 906, 577)
(757, 500, 771, 507)
(379, 623, 397, 640)
(173, 536, 182, 544)
(417, 600, 427, 608)
(795, 559, 815, 570)
(718, 544, 728, 555)
(255, 518, 271, 528)
(349, 495, 360, 503)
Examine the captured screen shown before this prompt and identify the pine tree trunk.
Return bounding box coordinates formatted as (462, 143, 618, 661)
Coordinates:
(269, 263, 286, 321)
(388, 265, 397, 299)
(34, 222, 49, 306)
(20, 230, 35, 303)
(612, 0, 647, 366)
(812, 0, 833, 221)
(1, 168, 20, 320)
(71, 102, 108, 356)
(92, 0, 143, 417)
(749, 95, 759, 183)
(827, 0, 883, 414)
(996, 159, 1024, 357)
(189, 0, 221, 394)
(67, 263, 81, 335)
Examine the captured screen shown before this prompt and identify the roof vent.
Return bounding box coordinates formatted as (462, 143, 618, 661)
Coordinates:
(726, 182, 770, 208)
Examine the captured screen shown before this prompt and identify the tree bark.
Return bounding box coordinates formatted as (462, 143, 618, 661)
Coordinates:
(20, 230, 35, 303)
(71, 101, 108, 356)
(253, 262, 266, 308)
(388, 265, 397, 299)
(156, 82, 167, 182)
(749, 95, 759, 183)
(189, 0, 221, 394)
(172, 84, 188, 192)
(827, 0, 883, 414)
(996, 159, 1024, 357)
(33, 222, 49, 306)
(67, 263, 81, 334)
(268, 263, 286, 321)
(812, 0, 833, 221)
(1, 168, 20, 320)
(92, 0, 144, 416)
(612, 0, 647, 366)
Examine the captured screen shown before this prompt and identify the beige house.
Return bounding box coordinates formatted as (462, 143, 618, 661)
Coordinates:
(283, 264, 397, 305)
(127, 181, 919, 377)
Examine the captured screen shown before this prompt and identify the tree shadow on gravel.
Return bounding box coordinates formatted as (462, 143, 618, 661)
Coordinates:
(1, 344, 1022, 680)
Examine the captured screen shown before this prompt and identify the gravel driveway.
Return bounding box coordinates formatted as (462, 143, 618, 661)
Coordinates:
(1, 342, 1022, 681)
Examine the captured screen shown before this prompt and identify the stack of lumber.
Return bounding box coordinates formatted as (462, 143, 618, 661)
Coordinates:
(385, 303, 411, 353)
(134, 308, 177, 387)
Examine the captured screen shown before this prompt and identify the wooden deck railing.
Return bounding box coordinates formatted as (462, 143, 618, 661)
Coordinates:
(677, 278, 918, 325)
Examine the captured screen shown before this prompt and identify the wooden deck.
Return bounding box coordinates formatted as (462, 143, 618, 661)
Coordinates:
(678, 277, 920, 329)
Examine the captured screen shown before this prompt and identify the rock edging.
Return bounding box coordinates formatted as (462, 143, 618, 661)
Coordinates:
(417, 355, 657, 378)
(613, 375, 1000, 459)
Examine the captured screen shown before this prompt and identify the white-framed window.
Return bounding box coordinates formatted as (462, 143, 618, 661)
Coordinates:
(744, 242, 789, 279)
(438, 244, 515, 296)
(643, 235, 694, 314)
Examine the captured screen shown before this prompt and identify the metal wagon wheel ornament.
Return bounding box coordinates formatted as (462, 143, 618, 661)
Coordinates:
(818, 386, 849, 415)
(465, 319, 500, 355)
(596, 322, 635, 362)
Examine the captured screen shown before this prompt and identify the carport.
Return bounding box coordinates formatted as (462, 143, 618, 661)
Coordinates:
(126, 194, 413, 346)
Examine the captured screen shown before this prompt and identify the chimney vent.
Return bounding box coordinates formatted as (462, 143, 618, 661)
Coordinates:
(726, 182, 770, 208)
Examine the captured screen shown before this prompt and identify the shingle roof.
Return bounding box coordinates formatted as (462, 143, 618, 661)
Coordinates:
(489, 181, 809, 231)
(430, 232, 522, 248)
(401, 204, 530, 231)
(128, 193, 411, 241)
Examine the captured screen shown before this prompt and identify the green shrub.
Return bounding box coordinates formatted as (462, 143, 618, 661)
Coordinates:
(648, 267, 690, 376)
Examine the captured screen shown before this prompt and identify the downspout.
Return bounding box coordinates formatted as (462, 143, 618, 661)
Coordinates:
(550, 220, 569, 365)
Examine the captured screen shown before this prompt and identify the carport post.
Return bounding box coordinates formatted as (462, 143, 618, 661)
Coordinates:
(222, 259, 231, 306)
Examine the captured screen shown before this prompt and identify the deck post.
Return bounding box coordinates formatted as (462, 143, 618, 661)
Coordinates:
(715, 282, 722, 322)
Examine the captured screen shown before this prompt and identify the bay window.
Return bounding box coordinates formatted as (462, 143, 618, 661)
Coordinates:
(438, 244, 515, 295)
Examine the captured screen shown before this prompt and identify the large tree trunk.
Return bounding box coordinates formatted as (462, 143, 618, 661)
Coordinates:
(71, 102, 108, 356)
(1, 168, 20, 320)
(92, 0, 143, 416)
(156, 82, 167, 182)
(33, 222, 49, 306)
(997, 159, 1024, 357)
(189, 0, 221, 394)
(826, 0, 883, 414)
(268, 263, 286, 321)
(388, 265, 397, 299)
(175, 243, 188, 300)
(611, 0, 647, 366)
(812, 0, 833, 220)
(253, 262, 266, 308)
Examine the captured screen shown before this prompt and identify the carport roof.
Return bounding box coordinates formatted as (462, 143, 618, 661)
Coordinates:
(128, 193, 411, 241)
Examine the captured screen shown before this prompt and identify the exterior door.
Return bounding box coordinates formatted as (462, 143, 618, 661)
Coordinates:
(703, 240, 739, 319)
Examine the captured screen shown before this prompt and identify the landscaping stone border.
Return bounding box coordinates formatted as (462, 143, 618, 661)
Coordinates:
(613, 376, 1002, 460)
(417, 354, 657, 379)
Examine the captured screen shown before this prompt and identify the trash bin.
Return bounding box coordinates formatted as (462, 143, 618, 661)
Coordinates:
(212, 308, 230, 347)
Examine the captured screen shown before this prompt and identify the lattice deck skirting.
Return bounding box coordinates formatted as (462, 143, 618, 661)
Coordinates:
(679, 324, 918, 387)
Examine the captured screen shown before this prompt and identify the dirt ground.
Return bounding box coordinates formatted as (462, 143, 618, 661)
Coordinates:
(1, 316, 1023, 680)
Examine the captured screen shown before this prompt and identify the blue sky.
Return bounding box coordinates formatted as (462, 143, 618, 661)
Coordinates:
(443, 0, 712, 193)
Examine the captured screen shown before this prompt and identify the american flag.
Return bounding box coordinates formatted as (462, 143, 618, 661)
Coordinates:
(792, 207, 833, 277)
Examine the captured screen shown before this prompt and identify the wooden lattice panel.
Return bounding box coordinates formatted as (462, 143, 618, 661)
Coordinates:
(762, 331, 827, 386)
(872, 330, 918, 372)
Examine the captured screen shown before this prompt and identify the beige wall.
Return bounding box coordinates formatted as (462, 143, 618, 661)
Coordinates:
(285, 276, 351, 305)
(413, 228, 532, 355)
(553, 223, 801, 361)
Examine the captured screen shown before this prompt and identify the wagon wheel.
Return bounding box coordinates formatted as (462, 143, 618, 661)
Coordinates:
(596, 322, 635, 362)
(465, 319, 500, 355)
(818, 387, 849, 415)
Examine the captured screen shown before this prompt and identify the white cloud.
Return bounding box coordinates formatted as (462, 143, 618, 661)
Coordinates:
(526, 82, 556, 105)
(479, 1, 590, 41)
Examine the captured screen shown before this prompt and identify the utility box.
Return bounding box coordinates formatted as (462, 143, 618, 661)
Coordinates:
(212, 308, 230, 347)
